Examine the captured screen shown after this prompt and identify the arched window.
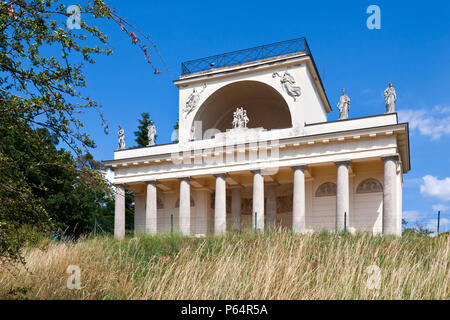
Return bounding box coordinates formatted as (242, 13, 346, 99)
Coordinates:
(356, 178, 383, 194)
(175, 197, 195, 208)
(315, 182, 337, 197)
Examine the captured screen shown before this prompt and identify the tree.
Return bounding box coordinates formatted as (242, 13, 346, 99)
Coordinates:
(0, 123, 112, 237)
(0, 0, 164, 264)
(134, 112, 156, 147)
(173, 121, 179, 143)
(96, 191, 134, 233)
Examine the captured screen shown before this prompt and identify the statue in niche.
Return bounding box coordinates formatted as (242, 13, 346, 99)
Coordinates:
(384, 82, 397, 113)
(272, 71, 302, 101)
(147, 121, 156, 146)
(232, 107, 249, 129)
(118, 125, 125, 150)
(183, 83, 206, 118)
(337, 88, 350, 120)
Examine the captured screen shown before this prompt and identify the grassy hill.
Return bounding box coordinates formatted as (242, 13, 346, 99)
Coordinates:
(1, 230, 448, 299)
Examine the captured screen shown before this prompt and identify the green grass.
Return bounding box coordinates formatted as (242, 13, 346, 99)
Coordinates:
(0, 230, 448, 299)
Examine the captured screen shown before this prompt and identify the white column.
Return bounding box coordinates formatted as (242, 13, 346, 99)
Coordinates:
(134, 192, 145, 233)
(145, 181, 158, 235)
(179, 177, 191, 236)
(214, 174, 227, 235)
(114, 184, 126, 240)
(266, 184, 277, 229)
(252, 170, 264, 231)
(335, 161, 351, 232)
(230, 186, 242, 232)
(382, 155, 400, 236)
(396, 164, 403, 235)
(292, 166, 307, 233)
(306, 179, 313, 231)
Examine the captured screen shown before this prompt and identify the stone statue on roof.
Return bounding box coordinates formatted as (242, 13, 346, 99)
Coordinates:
(118, 125, 125, 150)
(384, 82, 397, 113)
(147, 121, 156, 146)
(337, 88, 350, 120)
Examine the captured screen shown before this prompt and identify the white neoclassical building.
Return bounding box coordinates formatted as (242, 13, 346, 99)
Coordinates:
(104, 38, 411, 239)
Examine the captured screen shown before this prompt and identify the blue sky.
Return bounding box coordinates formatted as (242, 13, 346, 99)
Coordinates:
(74, 0, 450, 232)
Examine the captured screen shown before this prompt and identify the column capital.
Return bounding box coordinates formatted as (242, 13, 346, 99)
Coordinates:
(381, 154, 399, 163)
(291, 165, 308, 172)
(335, 160, 352, 167)
(146, 180, 158, 186)
(214, 173, 228, 178)
(114, 184, 125, 195)
(251, 169, 263, 175)
(178, 176, 191, 182)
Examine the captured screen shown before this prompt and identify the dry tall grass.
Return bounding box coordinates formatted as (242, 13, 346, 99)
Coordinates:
(0, 230, 448, 299)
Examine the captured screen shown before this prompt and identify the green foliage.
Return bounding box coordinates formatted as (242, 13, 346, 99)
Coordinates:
(134, 112, 155, 147)
(1, 123, 110, 237)
(402, 219, 433, 236)
(0, 0, 113, 150)
(173, 121, 179, 143)
(403, 225, 433, 236)
(0, 0, 114, 264)
(1, 121, 54, 264)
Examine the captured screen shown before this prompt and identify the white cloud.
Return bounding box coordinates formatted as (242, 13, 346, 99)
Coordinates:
(433, 105, 450, 114)
(398, 106, 450, 140)
(403, 177, 422, 189)
(403, 210, 421, 222)
(432, 204, 449, 212)
(420, 175, 450, 201)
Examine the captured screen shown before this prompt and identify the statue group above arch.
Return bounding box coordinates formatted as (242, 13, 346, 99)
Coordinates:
(232, 107, 249, 129)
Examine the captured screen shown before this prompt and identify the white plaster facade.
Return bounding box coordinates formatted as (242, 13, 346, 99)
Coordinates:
(105, 42, 411, 239)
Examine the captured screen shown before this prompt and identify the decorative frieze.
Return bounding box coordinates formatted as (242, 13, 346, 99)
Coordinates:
(356, 178, 383, 194)
(183, 84, 206, 118)
(272, 71, 302, 101)
(315, 182, 337, 197)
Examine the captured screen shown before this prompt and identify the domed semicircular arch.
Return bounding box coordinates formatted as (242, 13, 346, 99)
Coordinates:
(192, 80, 292, 137)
